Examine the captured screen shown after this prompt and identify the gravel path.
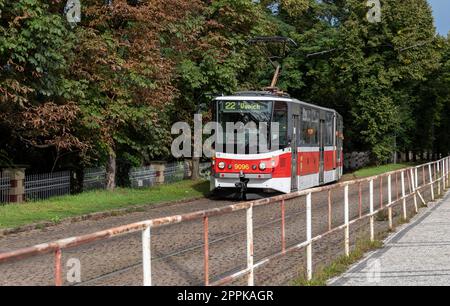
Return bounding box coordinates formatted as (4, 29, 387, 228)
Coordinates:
(330, 190, 450, 286)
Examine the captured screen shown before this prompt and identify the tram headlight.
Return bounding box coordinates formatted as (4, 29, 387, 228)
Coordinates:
(218, 162, 226, 170)
(259, 162, 267, 171)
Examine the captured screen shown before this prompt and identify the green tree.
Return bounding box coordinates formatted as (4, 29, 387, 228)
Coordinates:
(274, 0, 440, 162)
(0, 0, 86, 168)
(68, 0, 203, 189)
(169, 0, 278, 178)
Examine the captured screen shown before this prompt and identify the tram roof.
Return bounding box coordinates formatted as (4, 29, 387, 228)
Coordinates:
(215, 92, 340, 116)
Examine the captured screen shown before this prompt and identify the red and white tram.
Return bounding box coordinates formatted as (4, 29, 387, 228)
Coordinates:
(210, 91, 344, 198)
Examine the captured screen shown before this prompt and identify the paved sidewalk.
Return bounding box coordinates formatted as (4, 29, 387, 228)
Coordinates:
(330, 191, 450, 286)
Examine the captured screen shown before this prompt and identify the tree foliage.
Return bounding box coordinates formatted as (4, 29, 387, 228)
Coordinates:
(0, 0, 449, 183)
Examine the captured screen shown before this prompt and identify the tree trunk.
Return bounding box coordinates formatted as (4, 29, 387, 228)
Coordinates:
(191, 157, 200, 180)
(71, 167, 84, 194)
(106, 149, 116, 191)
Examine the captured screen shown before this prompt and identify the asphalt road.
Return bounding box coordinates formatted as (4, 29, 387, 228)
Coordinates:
(0, 168, 435, 286)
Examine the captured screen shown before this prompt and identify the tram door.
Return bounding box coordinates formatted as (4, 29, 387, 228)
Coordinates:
(291, 115, 300, 192)
(319, 119, 325, 184)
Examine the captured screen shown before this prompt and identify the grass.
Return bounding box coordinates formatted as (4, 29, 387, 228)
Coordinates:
(0, 180, 210, 229)
(342, 163, 414, 181)
(353, 163, 414, 178)
(293, 238, 384, 286)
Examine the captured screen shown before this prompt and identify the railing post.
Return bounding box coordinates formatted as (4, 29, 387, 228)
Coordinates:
(423, 166, 426, 188)
(246, 205, 254, 286)
(442, 160, 446, 190)
(443, 159, 446, 188)
(369, 180, 374, 242)
(437, 161, 441, 196)
(415, 167, 419, 190)
(410, 169, 418, 213)
(447, 157, 450, 185)
(358, 182, 362, 218)
(142, 226, 152, 286)
(281, 200, 286, 254)
(447, 157, 450, 187)
(328, 190, 332, 232)
(380, 176, 383, 209)
(444, 158, 448, 188)
(429, 164, 435, 201)
(388, 174, 393, 230)
(396, 172, 399, 201)
(446, 158, 449, 187)
(445, 158, 447, 187)
(344, 185, 350, 256)
(401, 171, 407, 221)
(203, 216, 210, 286)
(306, 193, 313, 281)
(54, 248, 62, 286)
(446, 158, 448, 187)
(445, 159, 447, 188)
(434, 162, 437, 182)
(445, 159, 448, 188)
(444, 157, 448, 188)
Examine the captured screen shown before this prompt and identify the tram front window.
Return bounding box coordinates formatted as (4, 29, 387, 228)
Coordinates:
(217, 100, 286, 154)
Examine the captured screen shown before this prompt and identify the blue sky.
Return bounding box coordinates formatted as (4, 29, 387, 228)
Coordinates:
(428, 0, 450, 36)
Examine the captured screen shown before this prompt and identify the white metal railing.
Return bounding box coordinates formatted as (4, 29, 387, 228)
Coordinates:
(0, 157, 449, 285)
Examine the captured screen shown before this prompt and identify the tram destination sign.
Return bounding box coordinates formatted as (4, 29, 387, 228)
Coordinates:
(221, 101, 271, 113)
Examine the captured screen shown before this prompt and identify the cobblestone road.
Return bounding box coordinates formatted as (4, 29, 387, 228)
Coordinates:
(0, 168, 435, 286)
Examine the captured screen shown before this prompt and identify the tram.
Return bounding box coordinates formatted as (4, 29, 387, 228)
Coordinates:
(210, 92, 344, 198)
(209, 37, 344, 199)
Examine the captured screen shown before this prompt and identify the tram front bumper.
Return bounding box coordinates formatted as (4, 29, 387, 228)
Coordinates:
(215, 173, 272, 179)
(213, 173, 273, 191)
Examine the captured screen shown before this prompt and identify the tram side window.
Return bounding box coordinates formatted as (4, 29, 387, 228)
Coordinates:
(272, 101, 289, 149)
(337, 116, 343, 159)
(325, 113, 334, 146)
(311, 110, 319, 146)
(301, 108, 311, 145)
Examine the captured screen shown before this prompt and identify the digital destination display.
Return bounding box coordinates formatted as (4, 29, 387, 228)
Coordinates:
(221, 101, 272, 113)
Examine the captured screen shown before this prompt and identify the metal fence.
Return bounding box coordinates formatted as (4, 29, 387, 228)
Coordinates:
(164, 162, 188, 184)
(0, 157, 448, 286)
(1, 161, 212, 203)
(199, 162, 211, 179)
(0, 173, 10, 204)
(129, 162, 211, 188)
(344, 152, 371, 171)
(83, 168, 106, 191)
(129, 166, 158, 188)
(25, 171, 71, 201)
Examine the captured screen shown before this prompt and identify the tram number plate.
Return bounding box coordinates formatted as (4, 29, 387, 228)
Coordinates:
(234, 164, 250, 171)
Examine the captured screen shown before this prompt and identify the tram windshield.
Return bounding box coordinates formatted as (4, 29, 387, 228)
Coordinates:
(216, 100, 288, 154)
